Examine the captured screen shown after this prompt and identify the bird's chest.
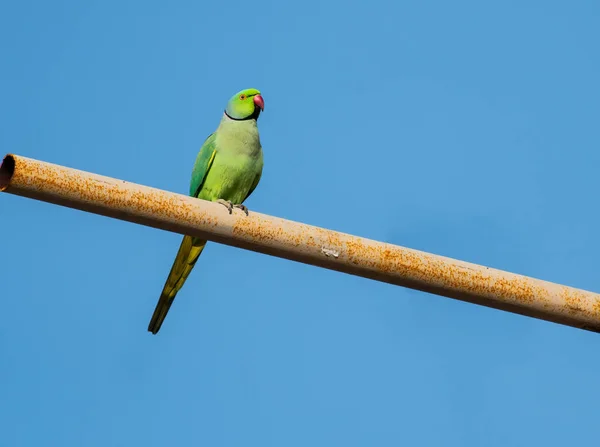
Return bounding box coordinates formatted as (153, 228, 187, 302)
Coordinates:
(199, 149, 261, 203)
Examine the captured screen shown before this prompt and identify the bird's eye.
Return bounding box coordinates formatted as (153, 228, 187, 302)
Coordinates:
(239, 94, 247, 100)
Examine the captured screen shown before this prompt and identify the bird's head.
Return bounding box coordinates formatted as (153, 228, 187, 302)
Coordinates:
(225, 88, 264, 121)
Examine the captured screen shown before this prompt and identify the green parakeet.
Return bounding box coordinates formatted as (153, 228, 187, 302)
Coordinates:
(148, 88, 265, 334)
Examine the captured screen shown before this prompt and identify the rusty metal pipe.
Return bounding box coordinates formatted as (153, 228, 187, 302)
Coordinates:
(2, 153, 600, 332)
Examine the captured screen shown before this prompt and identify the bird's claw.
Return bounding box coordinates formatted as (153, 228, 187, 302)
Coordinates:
(234, 204, 249, 216)
(217, 199, 234, 214)
(216, 200, 249, 216)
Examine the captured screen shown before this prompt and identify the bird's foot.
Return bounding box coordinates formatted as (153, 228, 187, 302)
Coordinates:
(216, 200, 249, 216)
(217, 199, 234, 214)
(234, 204, 249, 216)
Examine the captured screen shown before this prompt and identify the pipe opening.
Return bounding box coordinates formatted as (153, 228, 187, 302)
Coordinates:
(0, 154, 16, 192)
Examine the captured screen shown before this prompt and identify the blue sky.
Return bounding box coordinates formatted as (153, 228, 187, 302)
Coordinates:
(2, 0, 600, 445)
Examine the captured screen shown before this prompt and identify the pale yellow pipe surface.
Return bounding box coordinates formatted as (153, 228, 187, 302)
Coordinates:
(2, 153, 600, 333)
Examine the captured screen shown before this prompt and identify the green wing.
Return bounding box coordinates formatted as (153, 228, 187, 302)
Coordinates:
(243, 170, 262, 203)
(189, 133, 217, 197)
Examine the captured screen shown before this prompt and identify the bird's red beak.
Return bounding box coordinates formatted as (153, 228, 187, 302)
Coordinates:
(253, 94, 264, 111)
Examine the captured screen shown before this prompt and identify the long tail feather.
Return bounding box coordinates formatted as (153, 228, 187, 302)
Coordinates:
(148, 235, 207, 334)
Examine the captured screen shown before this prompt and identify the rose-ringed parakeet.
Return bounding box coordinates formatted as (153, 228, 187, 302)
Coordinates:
(148, 88, 265, 334)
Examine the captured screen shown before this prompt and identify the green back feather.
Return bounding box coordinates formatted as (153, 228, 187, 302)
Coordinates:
(189, 133, 217, 197)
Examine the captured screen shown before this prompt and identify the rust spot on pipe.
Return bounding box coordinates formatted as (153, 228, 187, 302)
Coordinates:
(560, 288, 600, 318)
(0, 154, 15, 192)
(233, 215, 300, 247)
